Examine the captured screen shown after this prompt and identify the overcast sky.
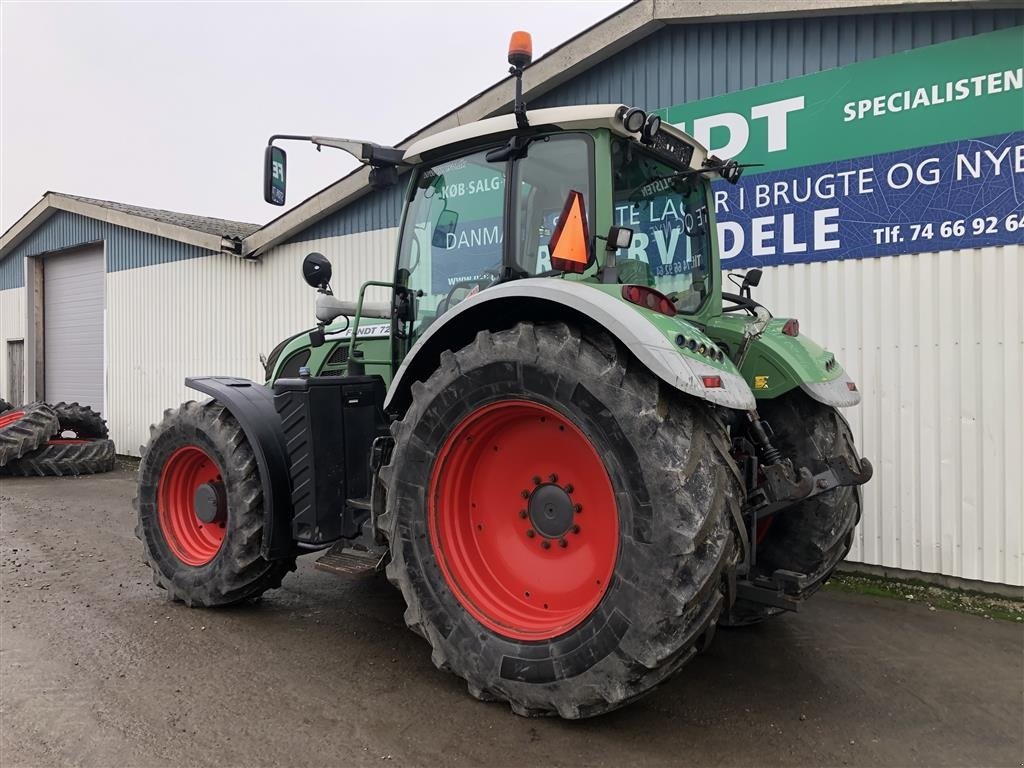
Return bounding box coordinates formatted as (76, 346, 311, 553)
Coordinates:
(1, 1, 628, 231)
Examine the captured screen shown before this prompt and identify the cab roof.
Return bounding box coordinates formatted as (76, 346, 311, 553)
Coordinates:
(402, 104, 710, 167)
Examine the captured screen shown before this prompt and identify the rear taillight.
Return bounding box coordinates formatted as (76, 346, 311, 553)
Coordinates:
(781, 318, 799, 336)
(701, 375, 723, 389)
(621, 285, 676, 316)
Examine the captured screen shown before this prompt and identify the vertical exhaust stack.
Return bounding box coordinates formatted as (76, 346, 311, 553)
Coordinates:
(508, 31, 533, 129)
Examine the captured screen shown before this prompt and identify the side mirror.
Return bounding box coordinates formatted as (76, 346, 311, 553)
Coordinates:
(264, 145, 287, 205)
(432, 209, 458, 249)
(743, 268, 762, 288)
(302, 252, 332, 290)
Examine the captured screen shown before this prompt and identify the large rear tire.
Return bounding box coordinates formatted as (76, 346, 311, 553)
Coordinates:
(380, 322, 742, 718)
(724, 392, 863, 625)
(135, 401, 295, 607)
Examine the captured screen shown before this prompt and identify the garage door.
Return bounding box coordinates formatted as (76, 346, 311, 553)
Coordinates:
(44, 245, 105, 413)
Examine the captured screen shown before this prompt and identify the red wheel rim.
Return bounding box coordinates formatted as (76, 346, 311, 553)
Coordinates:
(428, 400, 619, 641)
(157, 445, 226, 566)
(0, 410, 26, 429)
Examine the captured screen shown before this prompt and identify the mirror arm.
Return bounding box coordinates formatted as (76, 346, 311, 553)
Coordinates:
(268, 134, 405, 168)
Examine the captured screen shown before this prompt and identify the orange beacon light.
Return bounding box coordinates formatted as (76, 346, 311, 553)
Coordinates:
(508, 31, 533, 68)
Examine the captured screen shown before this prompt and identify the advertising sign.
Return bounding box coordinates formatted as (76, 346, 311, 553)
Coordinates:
(652, 26, 1024, 268)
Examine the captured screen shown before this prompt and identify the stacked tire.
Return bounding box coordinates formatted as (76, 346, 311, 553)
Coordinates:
(0, 401, 115, 477)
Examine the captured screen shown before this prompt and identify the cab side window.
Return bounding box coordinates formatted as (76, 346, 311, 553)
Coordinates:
(396, 151, 506, 341)
(513, 135, 594, 276)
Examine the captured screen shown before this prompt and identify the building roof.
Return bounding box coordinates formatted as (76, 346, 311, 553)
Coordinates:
(0, 192, 259, 260)
(239, 0, 998, 258)
(61, 194, 261, 240)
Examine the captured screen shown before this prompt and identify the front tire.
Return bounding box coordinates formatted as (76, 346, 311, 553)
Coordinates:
(380, 322, 742, 718)
(135, 401, 294, 607)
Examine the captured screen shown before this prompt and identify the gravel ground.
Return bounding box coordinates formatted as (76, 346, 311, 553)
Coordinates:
(1, 467, 1022, 767)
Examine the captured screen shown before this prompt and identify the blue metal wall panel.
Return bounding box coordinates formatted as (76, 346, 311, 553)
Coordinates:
(0, 210, 217, 288)
(531, 10, 1024, 110)
(281, 9, 1022, 247)
(282, 182, 406, 245)
(0, 253, 25, 290)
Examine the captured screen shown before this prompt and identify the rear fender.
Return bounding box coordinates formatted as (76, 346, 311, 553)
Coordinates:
(385, 279, 756, 414)
(185, 377, 294, 559)
(706, 316, 861, 408)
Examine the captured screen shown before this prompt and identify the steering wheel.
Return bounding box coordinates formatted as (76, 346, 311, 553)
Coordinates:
(436, 268, 502, 317)
(722, 291, 763, 315)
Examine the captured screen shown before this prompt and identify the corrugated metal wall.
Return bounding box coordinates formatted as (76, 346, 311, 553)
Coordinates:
(755, 245, 1022, 586)
(533, 9, 1024, 109)
(105, 227, 397, 454)
(0, 287, 27, 402)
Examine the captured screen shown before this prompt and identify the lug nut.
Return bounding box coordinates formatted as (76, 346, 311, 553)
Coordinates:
(549, 473, 558, 483)
(526, 529, 535, 538)
(541, 540, 551, 549)
(574, 503, 583, 513)
(559, 538, 568, 548)
(564, 483, 574, 493)
(533, 476, 542, 486)
(519, 509, 528, 519)
(817, 478, 829, 489)
(572, 524, 580, 534)
(521, 489, 530, 499)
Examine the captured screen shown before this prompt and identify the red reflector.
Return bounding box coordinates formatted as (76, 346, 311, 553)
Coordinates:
(781, 318, 799, 337)
(620, 284, 676, 316)
(701, 375, 723, 389)
(847, 381, 858, 391)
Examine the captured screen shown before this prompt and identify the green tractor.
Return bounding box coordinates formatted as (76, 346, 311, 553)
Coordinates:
(135, 33, 872, 718)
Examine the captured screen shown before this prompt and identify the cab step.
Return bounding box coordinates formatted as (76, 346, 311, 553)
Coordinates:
(314, 541, 388, 577)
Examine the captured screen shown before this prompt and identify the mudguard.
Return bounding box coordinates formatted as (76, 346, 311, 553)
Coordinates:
(185, 376, 294, 559)
(385, 278, 756, 412)
(705, 315, 862, 408)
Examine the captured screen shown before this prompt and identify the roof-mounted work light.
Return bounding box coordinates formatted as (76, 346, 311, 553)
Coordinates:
(619, 107, 647, 134)
(640, 113, 661, 144)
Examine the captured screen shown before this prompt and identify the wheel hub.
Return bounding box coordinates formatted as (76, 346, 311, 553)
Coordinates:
(528, 483, 574, 539)
(157, 445, 226, 566)
(193, 481, 226, 524)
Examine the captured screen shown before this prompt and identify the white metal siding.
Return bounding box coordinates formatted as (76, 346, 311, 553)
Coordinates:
(0, 286, 27, 403)
(105, 228, 397, 455)
(751, 244, 1023, 586)
(43, 246, 106, 413)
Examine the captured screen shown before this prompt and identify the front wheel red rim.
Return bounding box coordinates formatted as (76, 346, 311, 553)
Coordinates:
(428, 400, 619, 642)
(157, 445, 226, 566)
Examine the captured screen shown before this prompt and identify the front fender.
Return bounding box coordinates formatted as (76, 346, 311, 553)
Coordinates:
(385, 279, 756, 413)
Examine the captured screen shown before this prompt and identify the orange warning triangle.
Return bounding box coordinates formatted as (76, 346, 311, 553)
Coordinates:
(549, 191, 590, 273)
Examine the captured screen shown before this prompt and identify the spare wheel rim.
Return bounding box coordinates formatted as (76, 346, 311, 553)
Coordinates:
(157, 445, 226, 566)
(428, 399, 619, 642)
(0, 410, 26, 429)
